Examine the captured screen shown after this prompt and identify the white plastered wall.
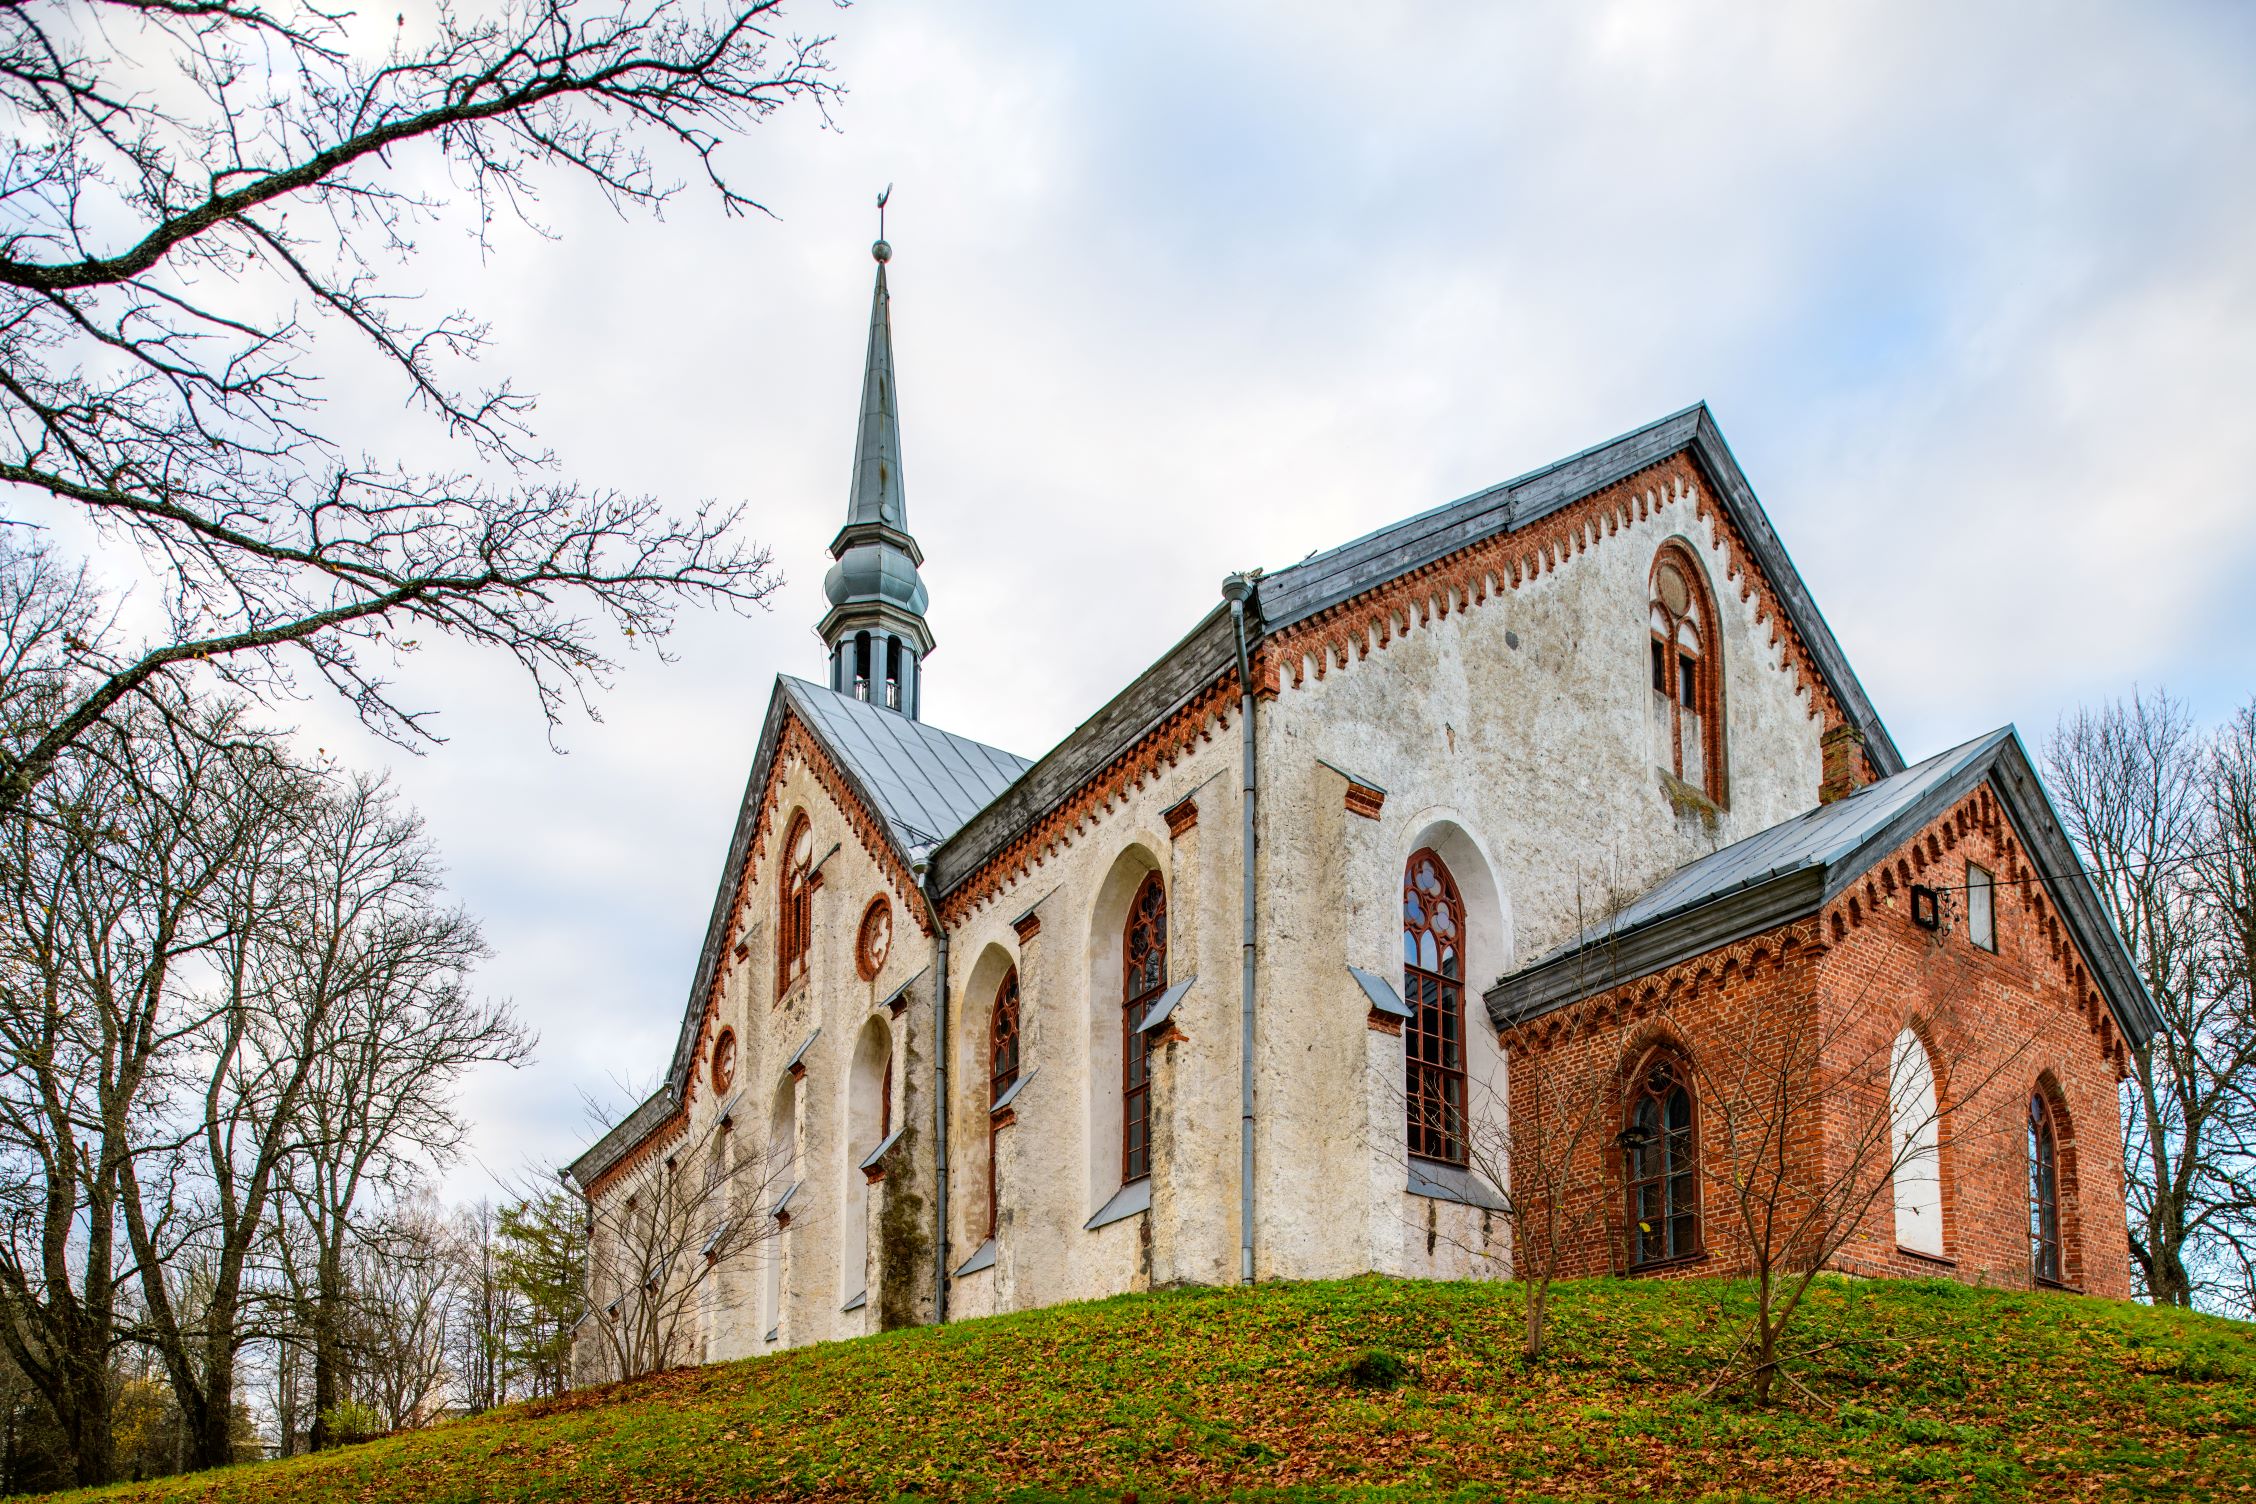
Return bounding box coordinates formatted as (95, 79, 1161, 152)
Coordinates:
(1253, 468, 1826, 1284)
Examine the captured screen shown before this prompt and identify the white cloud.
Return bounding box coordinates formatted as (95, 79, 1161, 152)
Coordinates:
(107, 0, 2249, 1194)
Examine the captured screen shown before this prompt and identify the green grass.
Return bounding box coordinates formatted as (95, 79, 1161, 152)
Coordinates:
(57, 1275, 2256, 1502)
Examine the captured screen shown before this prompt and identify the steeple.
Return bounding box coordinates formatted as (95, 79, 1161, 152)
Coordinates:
(820, 195, 934, 719)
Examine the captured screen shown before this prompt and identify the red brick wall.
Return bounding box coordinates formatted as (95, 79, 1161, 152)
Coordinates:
(1812, 785, 2132, 1297)
(1502, 927, 1829, 1284)
(1501, 779, 2133, 1298)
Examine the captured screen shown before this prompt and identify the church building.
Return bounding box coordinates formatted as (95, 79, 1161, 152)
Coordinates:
(566, 233, 2154, 1367)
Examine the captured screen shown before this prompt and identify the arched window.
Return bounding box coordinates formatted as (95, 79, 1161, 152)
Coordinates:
(1403, 850, 1467, 1165)
(777, 814, 814, 995)
(2029, 1090, 2063, 1285)
(1649, 547, 1723, 802)
(764, 1078, 796, 1343)
(1888, 1030, 1944, 1257)
(844, 1017, 893, 1306)
(988, 968, 1020, 1238)
(1121, 873, 1166, 1184)
(1624, 1048, 1699, 1267)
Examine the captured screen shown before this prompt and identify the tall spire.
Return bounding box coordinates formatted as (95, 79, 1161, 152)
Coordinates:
(820, 192, 934, 718)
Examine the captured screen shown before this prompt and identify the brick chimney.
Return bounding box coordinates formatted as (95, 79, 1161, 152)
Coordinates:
(1819, 724, 1868, 804)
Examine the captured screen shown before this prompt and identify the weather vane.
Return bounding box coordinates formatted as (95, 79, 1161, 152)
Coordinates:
(873, 184, 893, 263)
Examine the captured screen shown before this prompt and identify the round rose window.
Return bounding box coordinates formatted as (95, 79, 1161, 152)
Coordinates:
(857, 896, 893, 980)
(710, 1026, 736, 1094)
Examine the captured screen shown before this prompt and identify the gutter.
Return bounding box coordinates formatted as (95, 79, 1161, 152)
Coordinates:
(1222, 572, 1261, 1285)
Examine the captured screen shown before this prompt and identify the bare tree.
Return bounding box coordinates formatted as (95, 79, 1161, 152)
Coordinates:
(1479, 1020, 1622, 1361)
(279, 773, 523, 1448)
(345, 1202, 456, 1433)
(2048, 691, 2250, 1307)
(122, 763, 523, 1468)
(2188, 700, 2256, 1311)
(0, 695, 277, 1487)
(0, 0, 845, 819)
(1672, 972, 2025, 1405)
(579, 1109, 786, 1383)
(446, 1200, 520, 1415)
(117, 743, 333, 1472)
(1406, 1015, 1620, 1363)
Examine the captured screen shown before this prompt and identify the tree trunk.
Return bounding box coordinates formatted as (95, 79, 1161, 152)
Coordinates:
(1752, 1269, 1778, 1406)
(55, 1331, 114, 1488)
(185, 1333, 239, 1472)
(1522, 1277, 1549, 1362)
(309, 1246, 345, 1451)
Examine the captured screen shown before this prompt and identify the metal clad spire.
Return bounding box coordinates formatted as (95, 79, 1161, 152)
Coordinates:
(821, 188, 933, 717)
(851, 185, 902, 528)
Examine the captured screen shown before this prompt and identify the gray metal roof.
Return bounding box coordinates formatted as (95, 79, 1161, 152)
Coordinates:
(933, 403, 1904, 905)
(779, 677, 1031, 851)
(1486, 727, 2158, 1047)
(1552, 730, 2010, 963)
(568, 677, 1028, 1191)
(1256, 402, 1903, 776)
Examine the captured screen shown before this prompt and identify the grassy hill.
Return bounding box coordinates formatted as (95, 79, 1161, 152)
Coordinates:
(59, 1275, 2256, 1502)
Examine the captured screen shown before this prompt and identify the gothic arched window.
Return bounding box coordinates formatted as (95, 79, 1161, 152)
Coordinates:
(1649, 546, 1724, 802)
(2029, 1090, 2063, 1285)
(988, 968, 1020, 1238)
(1403, 849, 1468, 1165)
(1625, 1048, 1700, 1268)
(1121, 873, 1166, 1184)
(1889, 1029, 1944, 1257)
(777, 814, 814, 995)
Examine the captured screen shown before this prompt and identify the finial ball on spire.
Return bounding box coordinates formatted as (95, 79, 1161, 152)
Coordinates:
(872, 239, 892, 263)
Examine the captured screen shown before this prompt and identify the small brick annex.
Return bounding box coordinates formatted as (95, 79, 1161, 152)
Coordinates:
(1499, 784, 2133, 1298)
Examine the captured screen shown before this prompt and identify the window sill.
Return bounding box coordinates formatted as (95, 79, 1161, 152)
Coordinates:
(1085, 1177, 1151, 1231)
(1627, 1249, 1709, 1276)
(1406, 1158, 1509, 1212)
(952, 1238, 997, 1278)
(1896, 1246, 1955, 1268)
(841, 1290, 867, 1313)
(1657, 770, 1727, 823)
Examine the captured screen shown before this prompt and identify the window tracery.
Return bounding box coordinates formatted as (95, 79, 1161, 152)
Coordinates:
(778, 814, 814, 995)
(1403, 849, 1468, 1165)
(988, 968, 1020, 1237)
(1649, 547, 1724, 802)
(1122, 873, 1166, 1184)
(2029, 1090, 2063, 1285)
(1624, 1048, 1700, 1268)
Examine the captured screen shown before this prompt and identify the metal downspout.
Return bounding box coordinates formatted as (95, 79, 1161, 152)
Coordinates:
(1222, 574, 1260, 1285)
(918, 857, 950, 1325)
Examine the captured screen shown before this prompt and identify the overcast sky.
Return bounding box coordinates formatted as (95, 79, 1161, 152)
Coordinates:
(258, 0, 2256, 1196)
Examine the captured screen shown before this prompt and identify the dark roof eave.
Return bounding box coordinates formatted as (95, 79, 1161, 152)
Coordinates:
(1485, 867, 1829, 1028)
(1982, 733, 2160, 1047)
(930, 603, 1239, 899)
(1252, 402, 1902, 778)
(564, 1083, 673, 1188)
